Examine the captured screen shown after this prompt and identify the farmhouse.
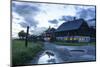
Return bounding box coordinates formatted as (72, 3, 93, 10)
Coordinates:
(43, 27, 56, 41)
(43, 18, 96, 42)
(55, 18, 95, 42)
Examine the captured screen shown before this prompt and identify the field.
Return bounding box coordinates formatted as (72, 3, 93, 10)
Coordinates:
(12, 39, 43, 66)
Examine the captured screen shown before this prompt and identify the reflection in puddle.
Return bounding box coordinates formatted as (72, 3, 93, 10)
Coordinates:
(70, 50, 86, 56)
(38, 51, 60, 64)
(45, 51, 55, 58)
(37, 49, 95, 64)
(47, 59, 56, 63)
(81, 55, 96, 60)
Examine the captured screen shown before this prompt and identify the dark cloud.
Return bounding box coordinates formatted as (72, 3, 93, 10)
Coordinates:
(77, 9, 87, 19)
(15, 17, 20, 20)
(12, 1, 40, 28)
(48, 19, 58, 24)
(18, 19, 38, 28)
(25, 16, 38, 27)
(76, 7, 96, 26)
(59, 16, 75, 21)
(13, 4, 39, 16)
(76, 7, 96, 20)
(30, 27, 47, 36)
(87, 18, 96, 26)
(88, 21, 96, 26)
(18, 22, 28, 28)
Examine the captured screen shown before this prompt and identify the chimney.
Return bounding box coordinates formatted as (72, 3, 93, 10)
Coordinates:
(73, 17, 76, 20)
(49, 26, 51, 29)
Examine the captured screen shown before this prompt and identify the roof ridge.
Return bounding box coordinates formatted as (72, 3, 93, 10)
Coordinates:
(56, 19, 86, 31)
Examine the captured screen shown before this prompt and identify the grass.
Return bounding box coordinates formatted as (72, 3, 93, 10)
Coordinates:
(54, 41, 96, 46)
(12, 39, 43, 66)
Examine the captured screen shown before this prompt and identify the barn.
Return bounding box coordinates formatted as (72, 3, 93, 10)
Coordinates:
(55, 18, 94, 42)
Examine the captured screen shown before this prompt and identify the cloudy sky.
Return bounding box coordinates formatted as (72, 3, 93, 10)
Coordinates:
(12, 1, 96, 38)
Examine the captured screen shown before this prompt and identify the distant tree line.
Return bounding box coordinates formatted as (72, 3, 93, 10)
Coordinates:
(18, 30, 42, 42)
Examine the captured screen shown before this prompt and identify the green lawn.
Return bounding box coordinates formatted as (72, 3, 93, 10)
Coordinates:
(12, 39, 43, 66)
(54, 41, 96, 46)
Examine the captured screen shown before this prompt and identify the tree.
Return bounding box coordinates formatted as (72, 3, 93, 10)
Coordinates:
(18, 30, 26, 40)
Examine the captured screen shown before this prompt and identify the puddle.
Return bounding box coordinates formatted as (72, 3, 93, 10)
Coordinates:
(37, 50, 60, 64)
(81, 55, 96, 60)
(70, 50, 86, 56)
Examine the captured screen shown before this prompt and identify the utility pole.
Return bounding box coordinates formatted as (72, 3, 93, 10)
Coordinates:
(25, 26, 29, 47)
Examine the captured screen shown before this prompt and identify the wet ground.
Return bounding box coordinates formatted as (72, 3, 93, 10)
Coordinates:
(29, 42, 96, 65)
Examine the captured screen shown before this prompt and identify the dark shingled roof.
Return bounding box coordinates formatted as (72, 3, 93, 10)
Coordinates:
(56, 19, 87, 32)
(45, 28, 56, 33)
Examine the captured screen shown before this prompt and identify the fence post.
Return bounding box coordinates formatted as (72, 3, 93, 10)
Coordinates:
(25, 26, 29, 47)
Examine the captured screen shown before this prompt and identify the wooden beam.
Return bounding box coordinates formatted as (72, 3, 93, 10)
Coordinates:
(25, 26, 29, 47)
